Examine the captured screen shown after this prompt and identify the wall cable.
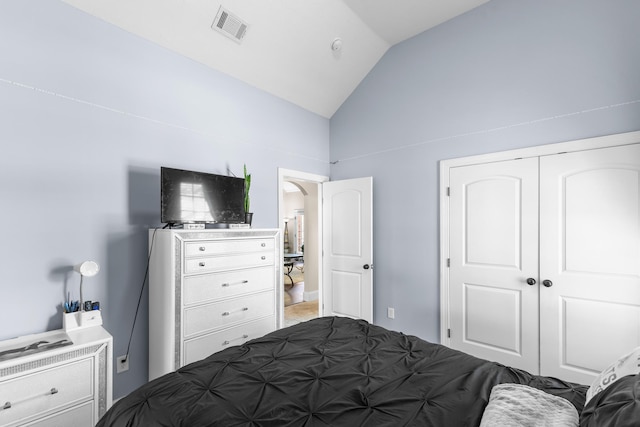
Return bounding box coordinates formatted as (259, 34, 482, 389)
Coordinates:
(122, 226, 161, 362)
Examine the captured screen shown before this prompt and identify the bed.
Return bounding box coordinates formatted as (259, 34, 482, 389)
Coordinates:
(98, 317, 639, 426)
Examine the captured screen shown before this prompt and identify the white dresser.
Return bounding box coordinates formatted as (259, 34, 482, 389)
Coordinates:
(0, 326, 112, 427)
(148, 228, 282, 380)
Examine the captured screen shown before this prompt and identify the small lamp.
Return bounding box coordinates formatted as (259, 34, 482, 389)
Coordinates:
(74, 261, 100, 311)
(64, 261, 102, 331)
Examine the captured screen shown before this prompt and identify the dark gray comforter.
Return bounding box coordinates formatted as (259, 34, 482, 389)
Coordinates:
(98, 317, 587, 426)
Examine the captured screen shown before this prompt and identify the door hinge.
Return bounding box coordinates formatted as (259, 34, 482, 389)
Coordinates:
(447, 258, 450, 267)
(446, 187, 450, 196)
(448, 329, 451, 338)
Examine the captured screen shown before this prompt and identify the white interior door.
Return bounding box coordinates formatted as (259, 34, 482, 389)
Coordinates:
(322, 177, 373, 322)
(539, 143, 640, 385)
(449, 158, 540, 373)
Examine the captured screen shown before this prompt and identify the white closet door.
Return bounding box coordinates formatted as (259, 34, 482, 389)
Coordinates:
(449, 158, 540, 373)
(540, 143, 640, 385)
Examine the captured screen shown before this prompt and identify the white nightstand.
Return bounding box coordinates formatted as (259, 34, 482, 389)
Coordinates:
(0, 326, 112, 427)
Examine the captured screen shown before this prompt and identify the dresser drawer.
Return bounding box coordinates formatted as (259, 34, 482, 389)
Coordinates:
(185, 239, 274, 257)
(183, 266, 274, 305)
(24, 400, 93, 427)
(183, 317, 276, 365)
(183, 291, 275, 338)
(184, 252, 274, 274)
(0, 358, 93, 426)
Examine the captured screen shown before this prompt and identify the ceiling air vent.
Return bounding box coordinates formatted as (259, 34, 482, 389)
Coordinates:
(212, 6, 248, 43)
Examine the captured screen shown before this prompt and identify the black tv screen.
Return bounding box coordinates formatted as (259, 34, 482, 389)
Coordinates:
(161, 167, 245, 224)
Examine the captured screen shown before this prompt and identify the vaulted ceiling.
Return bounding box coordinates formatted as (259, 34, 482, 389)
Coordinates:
(62, 0, 489, 118)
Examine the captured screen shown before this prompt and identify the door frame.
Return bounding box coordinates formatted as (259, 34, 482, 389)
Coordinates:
(439, 130, 640, 346)
(277, 168, 329, 325)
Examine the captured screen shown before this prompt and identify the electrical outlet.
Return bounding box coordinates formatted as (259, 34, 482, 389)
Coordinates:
(387, 307, 395, 319)
(117, 355, 129, 373)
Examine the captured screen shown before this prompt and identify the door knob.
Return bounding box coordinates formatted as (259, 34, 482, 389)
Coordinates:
(526, 278, 536, 286)
(363, 264, 371, 270)
(542, 279, 553, 287)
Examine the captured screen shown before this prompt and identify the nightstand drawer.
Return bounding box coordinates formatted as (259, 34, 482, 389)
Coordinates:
(185, 239, 274, 257)
(183, 291, 275, 338)
(183, 266, 275, 305)
(0, 358, 93, 426)
(184, 252, 274, 274)
(183, 318, 275, 365)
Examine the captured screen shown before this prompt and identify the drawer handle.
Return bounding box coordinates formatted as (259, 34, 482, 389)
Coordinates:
(261, 256, 266, 260)
(221, 280, 249, 288)
(223, 334, 249, 346)
(199, 246, 206, 251)
(2, 388, 59, 411)
(199, 262, 206, 267)
(221, 307, 249, 316)
(261, 243, 266, 247)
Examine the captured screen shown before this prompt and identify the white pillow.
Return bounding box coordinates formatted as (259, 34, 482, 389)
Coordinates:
(585, 346, 640, 404)
(480, 383, 578, 427)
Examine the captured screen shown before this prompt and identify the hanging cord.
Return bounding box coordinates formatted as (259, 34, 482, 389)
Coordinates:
(79, 275, 84, 310)
(122, 227, 159, 362)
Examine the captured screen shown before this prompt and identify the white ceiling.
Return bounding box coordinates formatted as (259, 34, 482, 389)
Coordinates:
(62, 0, 489, 118)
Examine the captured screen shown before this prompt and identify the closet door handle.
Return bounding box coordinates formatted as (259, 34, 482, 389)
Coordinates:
(526, 278, 536, 286)
(542, 279, 553, 288)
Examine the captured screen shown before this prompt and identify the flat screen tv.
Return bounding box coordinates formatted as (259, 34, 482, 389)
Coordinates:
(161, 167, 245, 225)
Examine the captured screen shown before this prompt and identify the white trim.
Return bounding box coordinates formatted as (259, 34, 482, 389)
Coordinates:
(439, 130, 640, 346)
(303, 290, 319, 302)
(441, 131, 640, 168)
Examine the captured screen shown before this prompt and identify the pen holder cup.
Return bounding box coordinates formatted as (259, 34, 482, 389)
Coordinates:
(63, 310, 103, 331)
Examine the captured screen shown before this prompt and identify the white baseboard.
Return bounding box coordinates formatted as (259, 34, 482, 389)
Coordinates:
(303, 290, 319, 302)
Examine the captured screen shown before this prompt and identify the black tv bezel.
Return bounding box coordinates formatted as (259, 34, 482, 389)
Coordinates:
(160, 166, 245, 225)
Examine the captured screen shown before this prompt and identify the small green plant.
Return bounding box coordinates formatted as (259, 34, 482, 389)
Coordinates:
(243, 164, 251, 213)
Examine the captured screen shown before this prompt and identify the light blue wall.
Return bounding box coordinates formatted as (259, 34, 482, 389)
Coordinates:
(330, 0, 640, 341)
(0, 1, 329, 398)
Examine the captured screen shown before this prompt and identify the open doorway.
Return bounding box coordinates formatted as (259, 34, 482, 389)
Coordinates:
(277, 169, 328, 327)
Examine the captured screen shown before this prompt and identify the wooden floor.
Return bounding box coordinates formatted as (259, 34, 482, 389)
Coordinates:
(284, 268, 318, 326)
(284, 300, 319, 327)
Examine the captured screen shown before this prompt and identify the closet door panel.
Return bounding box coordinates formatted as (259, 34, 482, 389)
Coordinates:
(565, 167, 639, 275)
(449, 158, 539, 373)
(562, 298, 640, 372)
(540, 143, 640, 385)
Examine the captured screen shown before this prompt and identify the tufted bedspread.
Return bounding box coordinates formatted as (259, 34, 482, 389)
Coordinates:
(98, 317, 587, 426)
